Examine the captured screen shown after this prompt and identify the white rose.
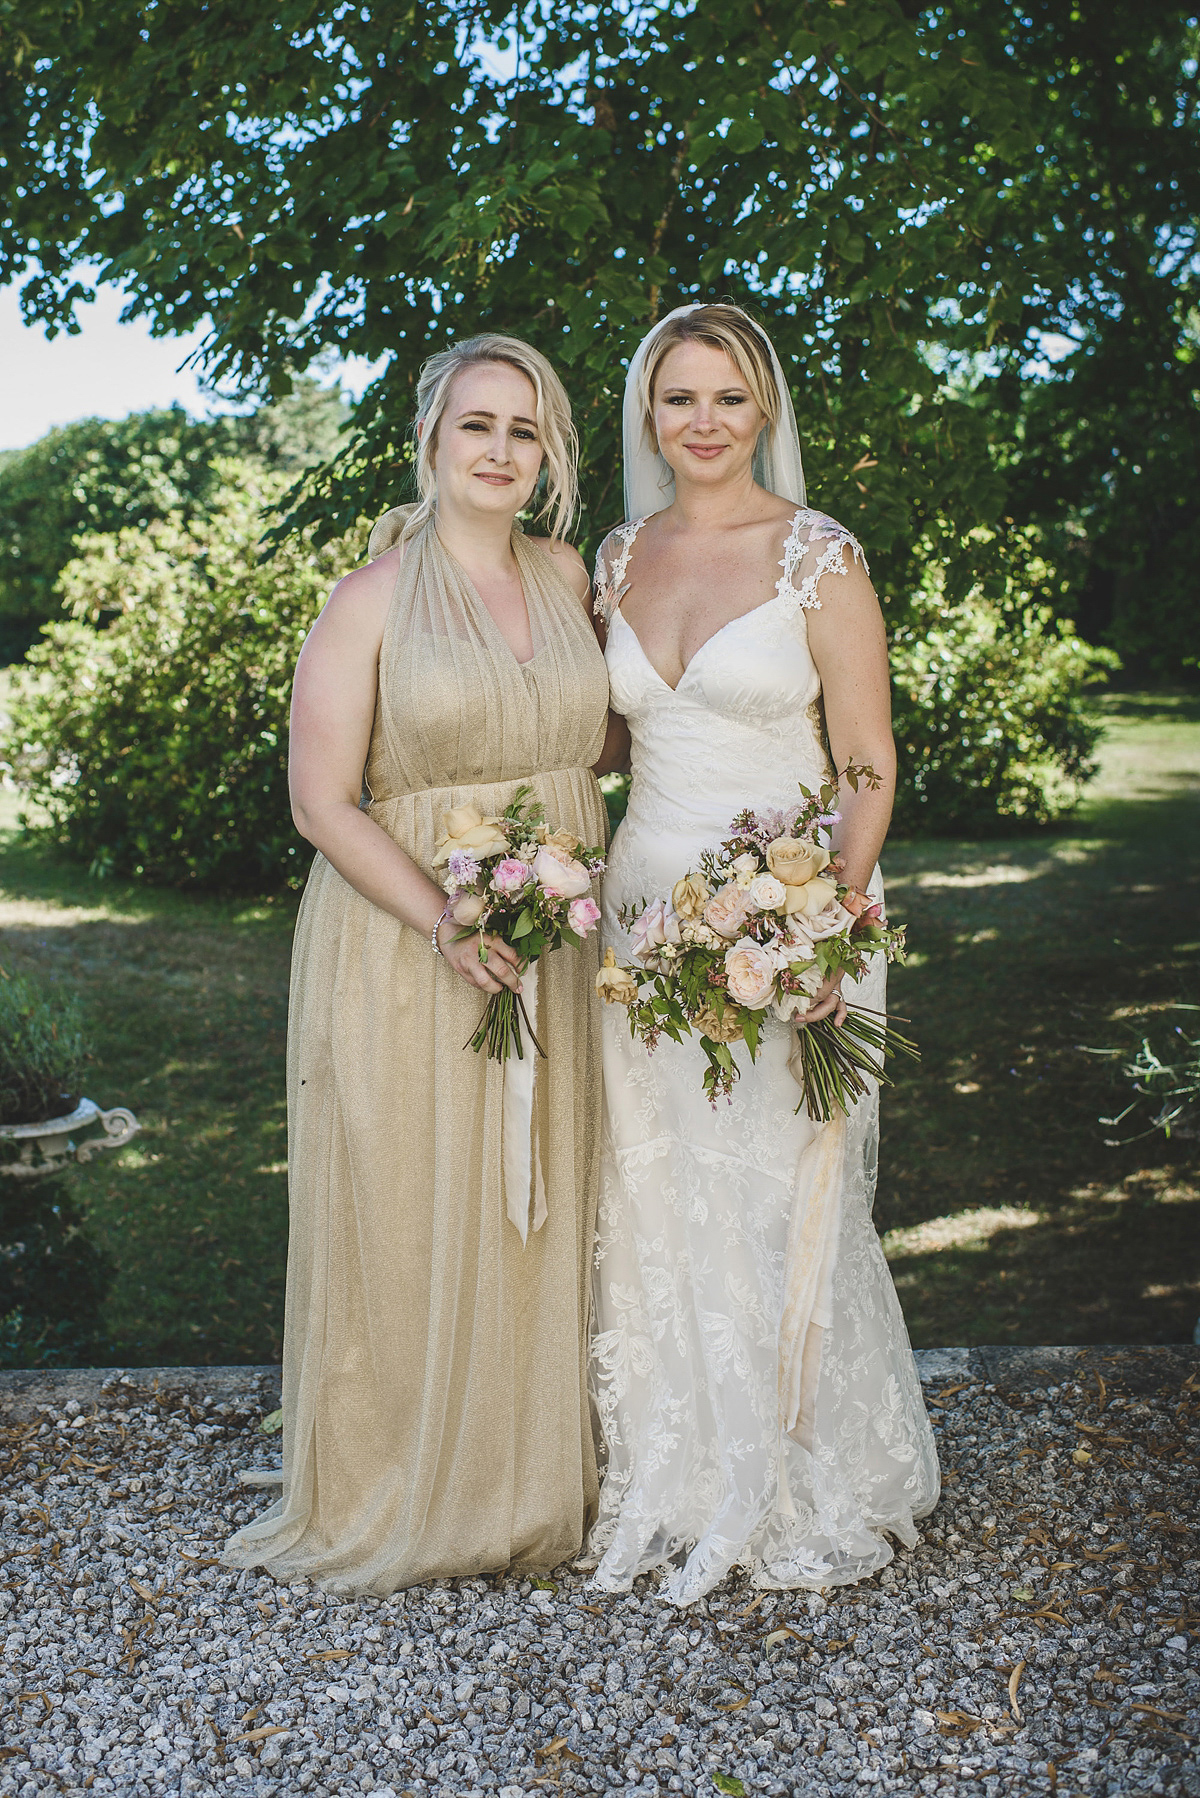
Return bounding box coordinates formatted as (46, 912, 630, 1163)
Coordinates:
(748, 873, 787, 912)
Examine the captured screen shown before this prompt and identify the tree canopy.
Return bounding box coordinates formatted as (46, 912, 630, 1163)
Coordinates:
(2, 0, 1197, 666)
(0, 382, 349, 660)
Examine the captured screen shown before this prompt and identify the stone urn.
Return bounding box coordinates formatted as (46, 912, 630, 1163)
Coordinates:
(0, 1098, 141, 1180)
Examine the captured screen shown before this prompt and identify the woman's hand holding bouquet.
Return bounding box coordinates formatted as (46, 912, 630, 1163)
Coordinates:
(433, 786, 606, 1062)
(596, 764, 916, 1120)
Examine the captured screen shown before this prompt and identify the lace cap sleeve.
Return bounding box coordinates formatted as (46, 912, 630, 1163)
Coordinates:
(775, 509, 869, 618)
(593, 517, 647, 625)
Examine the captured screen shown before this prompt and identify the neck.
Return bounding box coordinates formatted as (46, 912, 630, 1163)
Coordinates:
(432, 496, 520, 571)
(665, 466, 767, 529)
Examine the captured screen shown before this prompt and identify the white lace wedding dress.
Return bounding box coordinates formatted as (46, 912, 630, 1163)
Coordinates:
(586, 507, 940, 1606)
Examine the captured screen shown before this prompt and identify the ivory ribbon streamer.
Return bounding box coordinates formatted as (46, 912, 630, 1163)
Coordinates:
(502, 960, 547, 1245)
(778, 1109, 846, 1445)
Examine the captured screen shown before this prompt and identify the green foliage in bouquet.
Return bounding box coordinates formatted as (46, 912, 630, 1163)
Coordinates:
(0, 971, 87, 1128)
(2, 460, 360, 891)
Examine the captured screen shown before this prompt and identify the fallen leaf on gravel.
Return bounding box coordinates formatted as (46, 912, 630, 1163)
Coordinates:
(715, 1686, 751, 1712)
(713, 1776, 745, 1796)
(1072, 1448, 1092, 1466)
(1008, 1659, 1026, 1720)
(259, 1410, 283, 1435)
(304, 1649, 352, 1663)
(129, 1579, 164, 1605)
(1132, 1705, 1186, 1722)
(764, 1627, 805, 1649)
(1011, 1587, 1035, 1601)
(935, 1710, 984, 1735)
(531, 1578, 558, 1594)
(17, 1690, 53, 1715)
(179, 1552, 222, 1567)
(738, 1595, 765, 1617)
(231, 1726, 291, 1745)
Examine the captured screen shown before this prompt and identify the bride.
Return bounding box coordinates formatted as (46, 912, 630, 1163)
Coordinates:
(587, 303, 940, 1605)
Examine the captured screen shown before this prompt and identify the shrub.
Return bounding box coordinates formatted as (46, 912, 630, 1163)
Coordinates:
(0, 973, 87, 1127)
(0, 1177, 114, 1368)
(3, 459, 359, 892)
(889, 556, 1118, 837)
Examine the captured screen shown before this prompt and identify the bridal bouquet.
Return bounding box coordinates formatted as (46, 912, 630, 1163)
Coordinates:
(433, 786, 606, 1063)
(595, 765, 916, 1120)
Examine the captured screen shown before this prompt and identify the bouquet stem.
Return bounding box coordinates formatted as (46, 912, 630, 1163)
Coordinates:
(793, 1005, 919, 1123)
(467, 970, 547, 1062)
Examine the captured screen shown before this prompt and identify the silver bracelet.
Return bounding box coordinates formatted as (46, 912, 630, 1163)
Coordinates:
(431, 903, 454, 958)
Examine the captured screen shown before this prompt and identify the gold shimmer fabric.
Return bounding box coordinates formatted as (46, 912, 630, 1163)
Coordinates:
(224, 510, 610, 1595)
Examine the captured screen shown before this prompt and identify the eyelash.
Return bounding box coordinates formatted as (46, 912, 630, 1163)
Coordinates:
(461, 420, 538, 440)
(665, 395, 747, 406)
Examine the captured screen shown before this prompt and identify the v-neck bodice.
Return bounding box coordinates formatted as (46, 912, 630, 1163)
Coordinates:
(363, 511, 609, 809)
(597, 507, 867, 848)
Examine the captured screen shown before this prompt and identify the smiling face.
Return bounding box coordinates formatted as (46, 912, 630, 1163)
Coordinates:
(651, 338, 769, 492)
(422, 360, 544, 521)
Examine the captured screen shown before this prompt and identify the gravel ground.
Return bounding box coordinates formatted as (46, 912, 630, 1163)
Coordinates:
(1, 1351, 1197, 1798)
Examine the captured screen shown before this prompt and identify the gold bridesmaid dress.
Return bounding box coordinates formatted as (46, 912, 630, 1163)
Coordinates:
(224, 508, 610, 1595)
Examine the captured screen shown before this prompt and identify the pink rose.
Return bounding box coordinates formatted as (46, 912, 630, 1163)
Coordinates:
(532, 843, 592, 899)
(723, 941, 776, 1010)
(567, 895, 601, 936)
(631, 897, 682, 962)
(492, 857, 533, 897)
(703, 883, 752, 939)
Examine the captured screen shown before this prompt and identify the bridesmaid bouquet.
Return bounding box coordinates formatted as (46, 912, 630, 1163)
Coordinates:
(433, 786, 606, 1062)
(596, 765, 917, 1120)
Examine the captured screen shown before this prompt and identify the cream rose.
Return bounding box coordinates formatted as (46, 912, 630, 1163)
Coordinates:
(703, 883, 752, 939)
(671, 871, 711, 921)
(630, 897, 682, 963)
(692, 1001, 745, 1043)
(595, 947, 637, 1006)
(532, 842, 592, 899)
(537, 823, 583, 857)
(731, 851, 760, 889)
(723, 941, 776, 1010)
(431, 803, 510, 867)
(765, 836, 830, 887)
(747, 872, 787, 912)
(785, 874, 840, 919)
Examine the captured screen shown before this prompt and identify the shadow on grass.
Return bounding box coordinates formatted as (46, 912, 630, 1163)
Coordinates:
(0, 828, 303, 1365)
(878, 694, 1200, 1347)
(0, 692, 1196, 1361)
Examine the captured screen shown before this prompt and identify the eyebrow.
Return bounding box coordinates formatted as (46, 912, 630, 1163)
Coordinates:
(659, 384, 749, 395)
(455, 408, 538, 426)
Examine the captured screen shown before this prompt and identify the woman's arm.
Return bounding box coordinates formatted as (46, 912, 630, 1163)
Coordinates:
(289, 552, 522, 996)
(798, 548, 896, 1024)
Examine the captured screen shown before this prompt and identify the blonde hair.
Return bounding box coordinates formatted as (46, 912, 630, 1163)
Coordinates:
(638, 303, 781, 444)
(412, 334, 578, 541)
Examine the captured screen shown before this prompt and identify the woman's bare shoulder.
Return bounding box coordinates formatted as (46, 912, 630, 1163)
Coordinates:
(526, 535, 590, 602)
(308, 544, 402, 650)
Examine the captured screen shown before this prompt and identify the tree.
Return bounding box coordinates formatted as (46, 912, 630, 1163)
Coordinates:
(3, 460, 359, 889)
(0, 381, 349, 662)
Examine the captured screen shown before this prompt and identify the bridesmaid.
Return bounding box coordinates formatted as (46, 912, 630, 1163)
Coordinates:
(225, 335, 613, 1593)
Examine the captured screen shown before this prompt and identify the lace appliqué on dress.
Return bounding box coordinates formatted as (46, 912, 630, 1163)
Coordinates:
(775, 510, 869, 618)
(593, 518, 648, 625)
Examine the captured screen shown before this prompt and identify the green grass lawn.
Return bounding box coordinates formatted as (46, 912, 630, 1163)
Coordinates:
(1, 691, 1196, 1364)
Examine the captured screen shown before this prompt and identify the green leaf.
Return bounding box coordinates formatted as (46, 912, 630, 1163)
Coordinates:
(713, 1777, 746, 1797)
(260, 1408, 283, 1435)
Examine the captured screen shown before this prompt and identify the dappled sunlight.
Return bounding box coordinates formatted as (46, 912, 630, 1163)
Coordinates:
(881, 1204, 1040, 1259)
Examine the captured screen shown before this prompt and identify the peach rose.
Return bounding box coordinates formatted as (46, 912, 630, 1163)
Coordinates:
(703, 883, 752, 939)
(723, 941, 776, 1010)
(451, 891, 486, 926)
(671, 871, 710, 921)
(765, 836, 830, 887)
(532, 842, 592, 899)
(595, 947, 637, 1006)
(692, 1002, 745, 1044)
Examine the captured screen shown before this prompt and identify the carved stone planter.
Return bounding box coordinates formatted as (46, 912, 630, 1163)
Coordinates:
(0, 1099, 141, 1180)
